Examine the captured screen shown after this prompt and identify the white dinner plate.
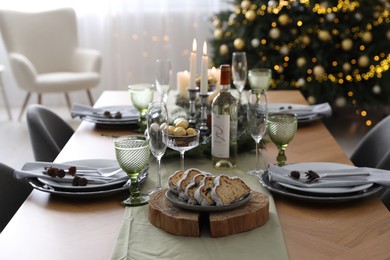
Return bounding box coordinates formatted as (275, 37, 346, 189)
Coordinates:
(80, 106, 139, 125)
(277, 182, 373, 194)
(165, 190, 251, 212)
(260, 162, 383, 203)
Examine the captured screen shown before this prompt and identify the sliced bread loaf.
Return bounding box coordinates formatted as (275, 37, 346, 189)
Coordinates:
(211, 175, 251, 206)
(168, 170, 184, 193)
(194, 176, 216, 206)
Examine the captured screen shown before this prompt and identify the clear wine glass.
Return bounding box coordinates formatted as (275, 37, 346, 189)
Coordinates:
(114, 135, 150, 206)
(232, 52, 247, 105)
(146, 102, 168, 193)
(267, 113, 298, 166)
(248, 68, 272, 91)
(167, 130, 200, 171)
(128, 83, 155, 132)
(247, 89, 268, 176)
(155, 59, 172, 103)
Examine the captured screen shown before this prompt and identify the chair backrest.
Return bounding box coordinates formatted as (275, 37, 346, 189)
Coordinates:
(26, 104, 74, 162)
(0, 8, 78, 73)
(350, 115, 390, 170)
(0, 163, 32, 232)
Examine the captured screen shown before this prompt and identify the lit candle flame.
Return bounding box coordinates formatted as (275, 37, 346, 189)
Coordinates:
(192, 39, 197, 52)
(203, 41, 207, 56)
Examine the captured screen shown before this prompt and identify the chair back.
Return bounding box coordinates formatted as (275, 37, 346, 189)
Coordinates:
(26, 104, 74, 162)
(350, 115, 390, 170)
(0, 163, 32, 232)
(0, 8, 78, 73)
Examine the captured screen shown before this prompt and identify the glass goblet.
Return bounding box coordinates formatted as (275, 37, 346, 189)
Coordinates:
(128, 83, 155, 132)
(155, 59, 172, 103)
(114, 135, 150, 206)
(248, 68, 272, 91)
(267, 113, 298, 166)
(167, 130, 200, 171)
(232, 52, 247, 105)
(146, 102, 168, 193)
(247, 89, 267, 176)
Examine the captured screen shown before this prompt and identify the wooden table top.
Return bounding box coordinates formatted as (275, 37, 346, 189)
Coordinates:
(0, 90, 389, 260)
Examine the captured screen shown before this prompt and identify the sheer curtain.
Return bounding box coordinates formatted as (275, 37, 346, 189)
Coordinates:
(0, 0, 229, 105)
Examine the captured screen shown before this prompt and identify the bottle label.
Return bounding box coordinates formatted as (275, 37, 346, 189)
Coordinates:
(211, 113, 230, 158)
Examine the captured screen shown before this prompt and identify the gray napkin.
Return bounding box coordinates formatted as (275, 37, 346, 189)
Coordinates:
(267, 164, 390, 188)
(71, 104, 139, 120)
(268, 102, 332, 117)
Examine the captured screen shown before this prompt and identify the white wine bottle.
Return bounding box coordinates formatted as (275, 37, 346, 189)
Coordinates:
(211, 64, 238, 169)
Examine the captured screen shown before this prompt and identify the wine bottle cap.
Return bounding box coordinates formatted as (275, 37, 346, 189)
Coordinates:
(219, 64, 230, 85)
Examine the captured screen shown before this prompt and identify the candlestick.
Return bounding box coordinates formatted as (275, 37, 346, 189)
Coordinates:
(200, 41, 208, 95)
(189, 39, 197, 90)
(187, 87, 199, 127)
(199, 93, 209, 141)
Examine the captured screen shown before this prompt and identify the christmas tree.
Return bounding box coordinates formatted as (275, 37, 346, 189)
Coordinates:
(210, 0, 390, 126)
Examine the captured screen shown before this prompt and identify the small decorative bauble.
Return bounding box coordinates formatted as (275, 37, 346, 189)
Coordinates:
(269, 28, 281, 39)
(213, 18, 222, 28)
(326, 13, 336, 22)
(219, 44, 229, 56)
(362, 31, 373, 43)
(214, 29, 223, 40)
(355, 12, 363, 21)
(234, 38, 245, 50)
(241, 0, 251, 10)
(358, 55, 370, 67)
(372, 84, 381, 94)
(318, 30, 331, 41)
(296, 78, 306, 87)
(280, 45, 289, 55)
(276, 66, 284, 74)
(313, 65, 325, 77)
(297, 57, 306, 68)
(278, 14, 289, 26)
(229, 13, 237, 23)
(307, 96, 316, 105)
(302, 35, 311, 45)
(245, 10, 257, 22)
(268, 0, 277, 7)
(335, 96, 347, 108)
(341, 38, 353, 51)
(387, 30, 390, 40)
(343, 62, 352, 72)
(251, 38, 260, 48)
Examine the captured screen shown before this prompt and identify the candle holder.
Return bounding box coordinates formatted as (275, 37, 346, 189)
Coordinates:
(187, 87, 199, 128)
(199, 93, 209, 141)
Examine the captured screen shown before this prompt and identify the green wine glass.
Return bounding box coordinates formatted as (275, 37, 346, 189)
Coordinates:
(267, 113, 297, 166)
(128, 83, 155, 132)
(114, 135, 150, 206)
(248, 68, 272, 91)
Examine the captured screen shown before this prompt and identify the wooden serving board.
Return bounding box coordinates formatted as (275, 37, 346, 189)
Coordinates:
(148, 189, 269, 237)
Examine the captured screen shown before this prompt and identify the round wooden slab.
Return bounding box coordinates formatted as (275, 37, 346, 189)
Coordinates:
(148, 189, 269, 237)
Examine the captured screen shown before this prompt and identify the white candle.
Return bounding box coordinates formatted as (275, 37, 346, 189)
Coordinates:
(200, 41, 208, 95)
(176, 70, 190, 98)
(189, 39, 197, 90)
(208, 67, 221, 103)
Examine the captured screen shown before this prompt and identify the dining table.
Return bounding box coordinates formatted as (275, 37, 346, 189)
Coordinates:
(0, 90, 389, 260)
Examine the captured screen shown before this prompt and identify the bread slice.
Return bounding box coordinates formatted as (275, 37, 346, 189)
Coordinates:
(177, 168, 202, 195)
(168, 170, 184, 193)
(211, 175, 251, 206)
(194, 176, 216, 206)
(183, 173, 211, 204)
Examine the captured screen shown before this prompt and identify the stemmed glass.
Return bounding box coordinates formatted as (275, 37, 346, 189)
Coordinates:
(267, 113, 298, 166)
(247, 89, 268, 176)
(155, 59, 172, 103)
(167, 130, 200, 171)
(231, 52, 247, 105)
(114, 135, 150, 206)
(146, 102, 168, 193)
(128, 84, 154, 132)
(248, 68, 272, 91)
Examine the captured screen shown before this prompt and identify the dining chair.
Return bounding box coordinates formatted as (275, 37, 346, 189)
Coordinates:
(350, 115, 390, 210)
(0, 8, 102, 121)
(26, 104, 74, 162)
(0, 163, 32, 233)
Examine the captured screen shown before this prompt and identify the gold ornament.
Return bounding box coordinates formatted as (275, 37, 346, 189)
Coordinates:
(297, 57, 306, 68)
(307, 96, 316, 104)
(318, 30, 331, 41)
(245, 10, 257, 22)
(278, 14, 289, 26)
(251, 38, 260, 48)
(269, 28, 281, 39)
(302, 35, 311, 45)
(341, 38, 353, 51)
(372, 84, 381, 94)
(214, 29, 223, 40)
(213, 18, 222, 28)
(343, 62, 352, 72)
(362, 31, 373, 43)
(219, 44, 229, 56)
(335, 97, 347, 108)
(234, 38, 245, 50)
(313, 65, 325, 77)
(358, 55, 370, 67)
(241, 0, 251, 10)
(387, 30, 390, 40)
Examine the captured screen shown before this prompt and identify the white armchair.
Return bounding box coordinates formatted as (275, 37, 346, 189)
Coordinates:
(0, 8, 101, 120)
